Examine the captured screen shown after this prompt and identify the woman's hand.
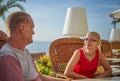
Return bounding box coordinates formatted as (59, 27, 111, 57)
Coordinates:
(65, 78, 71, 81)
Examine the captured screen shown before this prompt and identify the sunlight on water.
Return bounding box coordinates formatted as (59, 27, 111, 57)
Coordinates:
(26, 41, 51, 54)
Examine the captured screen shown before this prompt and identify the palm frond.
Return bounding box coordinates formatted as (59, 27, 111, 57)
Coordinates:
(8, 3, 25, 11)
(0, 0, 26, 21)
(0, 5, 7, 16)
(12, 0, 26, 2)
(116, 18, 120, 22)
(0, 0, 4, 4)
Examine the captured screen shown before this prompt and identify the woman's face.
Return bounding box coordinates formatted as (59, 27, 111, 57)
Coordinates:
(84, 33, 99, 50)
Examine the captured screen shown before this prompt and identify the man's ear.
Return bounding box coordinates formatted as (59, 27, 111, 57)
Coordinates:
(19, 24, 25, 33)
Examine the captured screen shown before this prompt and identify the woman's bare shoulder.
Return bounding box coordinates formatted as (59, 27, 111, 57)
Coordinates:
(98, 50, 106, 61)
(72, 49, 81, 59)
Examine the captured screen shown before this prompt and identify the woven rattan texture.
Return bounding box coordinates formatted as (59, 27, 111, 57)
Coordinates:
(0, 30, 8, 48)
(101, 40, 113, 58)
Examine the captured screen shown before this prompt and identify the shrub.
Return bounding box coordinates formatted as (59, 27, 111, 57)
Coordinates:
(35, 55, 55, 76)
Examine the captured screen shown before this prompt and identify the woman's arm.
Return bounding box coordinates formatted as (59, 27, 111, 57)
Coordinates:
(64, 49, 88, 79)
(38, 73, 71, 81)
(95, 52, 112, 78)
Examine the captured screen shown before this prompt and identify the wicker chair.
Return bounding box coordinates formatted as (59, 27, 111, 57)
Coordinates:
(110, 41, 120, 59)
(101, 40, 113, 58)
(49, 38, 113, 78)
(0, 30, 8, 48)
(49, 38, 84, 78)
(110, 41, 120, 49)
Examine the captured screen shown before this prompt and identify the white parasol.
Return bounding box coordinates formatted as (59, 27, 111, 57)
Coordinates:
(110, 9, 120, 18)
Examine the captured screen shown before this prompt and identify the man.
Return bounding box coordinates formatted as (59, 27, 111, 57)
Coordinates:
(0, 11, 70, 81)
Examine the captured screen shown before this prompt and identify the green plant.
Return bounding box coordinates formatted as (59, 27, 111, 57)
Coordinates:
(35, 56, 55, 76)
(0, 0, 26, 21)
(118, 49, 120, 53)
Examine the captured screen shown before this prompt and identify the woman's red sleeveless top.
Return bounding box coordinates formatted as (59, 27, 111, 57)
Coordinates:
(74, 48, 99, 78)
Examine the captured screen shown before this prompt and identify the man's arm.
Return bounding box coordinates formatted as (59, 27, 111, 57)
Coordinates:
(0, 55, 24, 81)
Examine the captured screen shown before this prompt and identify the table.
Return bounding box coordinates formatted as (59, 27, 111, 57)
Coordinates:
(72, 77, 120, 81)
(107, 58, 120, 76)
(31, 52, 46, 60)
(107, 58, 120, 61)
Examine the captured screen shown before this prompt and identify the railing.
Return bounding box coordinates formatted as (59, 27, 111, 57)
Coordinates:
(31, 52, 46, 61)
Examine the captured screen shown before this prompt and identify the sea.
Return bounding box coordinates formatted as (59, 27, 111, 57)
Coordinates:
(26, 41, 51, 54)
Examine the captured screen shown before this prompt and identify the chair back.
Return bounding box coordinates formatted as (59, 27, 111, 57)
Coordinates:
(49, 38, 84, 73)
(101, 40, 113, 58)
(110, 41, 120, 49)
(0, 30, 8, 48)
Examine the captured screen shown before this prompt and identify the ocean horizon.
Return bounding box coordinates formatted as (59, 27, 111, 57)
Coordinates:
(26, 41, 51, 54)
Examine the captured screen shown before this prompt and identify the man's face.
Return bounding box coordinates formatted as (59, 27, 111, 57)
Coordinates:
(22, 17, 35, 45)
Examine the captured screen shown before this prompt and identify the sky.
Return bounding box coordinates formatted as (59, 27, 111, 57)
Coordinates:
(0, 0, 120, 42)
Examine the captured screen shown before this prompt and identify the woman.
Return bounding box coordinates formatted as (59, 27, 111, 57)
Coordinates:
(64, 31, 112, 79)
